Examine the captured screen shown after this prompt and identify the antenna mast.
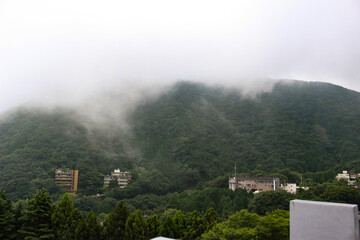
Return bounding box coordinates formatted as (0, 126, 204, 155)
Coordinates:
(235, 162, 237, 179)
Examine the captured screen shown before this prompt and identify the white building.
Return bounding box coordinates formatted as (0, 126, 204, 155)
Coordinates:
(336, 171, 350, 181)
(104, 168, 132, 189)
(283, 183, 297, 194)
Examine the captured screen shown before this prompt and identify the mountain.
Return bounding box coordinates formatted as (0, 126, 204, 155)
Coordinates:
(1, 80, 360, 200)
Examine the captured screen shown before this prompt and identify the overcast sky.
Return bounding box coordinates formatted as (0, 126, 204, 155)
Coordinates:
(0, 0, 360, 113)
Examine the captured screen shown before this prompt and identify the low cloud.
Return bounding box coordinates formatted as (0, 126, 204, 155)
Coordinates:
(0, 0, 359, 115)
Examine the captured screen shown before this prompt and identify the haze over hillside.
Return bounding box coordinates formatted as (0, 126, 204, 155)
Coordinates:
(1, 80, 360, 200)
(1, 1, 360, 114)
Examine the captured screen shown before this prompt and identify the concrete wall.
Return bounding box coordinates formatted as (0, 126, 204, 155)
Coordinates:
(290, 200, 359, 240)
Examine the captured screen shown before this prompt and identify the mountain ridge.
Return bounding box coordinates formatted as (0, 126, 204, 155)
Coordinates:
(1, 80, 360, 200)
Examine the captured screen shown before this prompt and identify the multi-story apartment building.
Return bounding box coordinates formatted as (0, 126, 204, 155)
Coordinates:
(54, 168, 79, 194)
(229, 176, 280, 193)
(104, 168, 132, 189)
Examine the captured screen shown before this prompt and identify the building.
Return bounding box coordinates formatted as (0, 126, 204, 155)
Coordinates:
(283, 183, 297, 194)
(54, 168, 79, 194)
(104, 168, 132, 189)
(336, 171, 350, 181)
(229, 176, 280, 193)
(336, 170, 360, 187)
(150, 237, 177, 240)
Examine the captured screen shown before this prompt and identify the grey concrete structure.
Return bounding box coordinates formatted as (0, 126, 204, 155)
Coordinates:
(290, 200, 359, 240)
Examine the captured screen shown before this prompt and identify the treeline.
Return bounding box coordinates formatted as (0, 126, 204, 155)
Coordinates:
(0, 189, 219, 240)
(78, 177, 360, 217)
(2, 181, 359, 240)
(0, 188, 292, 240)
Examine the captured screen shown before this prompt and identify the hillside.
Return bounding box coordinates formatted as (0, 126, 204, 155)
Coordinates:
(131, 81, 360, 175)
(1, 80, 360, 200)
(0, 109, 132, 200)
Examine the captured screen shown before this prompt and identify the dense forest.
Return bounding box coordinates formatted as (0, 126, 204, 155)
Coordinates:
(1, 188, 290, 240)
(1, 80, 360, 200)
(1, 80, 360, 239)
(2, 179, 359, 240)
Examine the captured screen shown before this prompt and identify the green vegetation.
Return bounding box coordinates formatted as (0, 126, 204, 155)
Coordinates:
(1, 81, 360, 201)
(0, 189, 290, 240)
(1, 80, 360, 239)
(202, 209, 290, 240)
(2, 180, 360, 239)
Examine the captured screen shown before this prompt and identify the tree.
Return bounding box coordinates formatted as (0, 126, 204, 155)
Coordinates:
(86, 211, 103, 240)
(75, 211, 102, 240)
(204, 207, 220, 231)
(159, 216, 176, 238)
(321, 183, 360, 205)
(160, 208, 178, 222)
(146, 215, 160, 239)
(125, 210, 147, 240)
(103, 201, 129, 240)
(173, 210, 187, 239)
(0, 190, 15, 240)
(202, 210, 260, 240)
(183, 210, 206, 240)
(18, 189, 54, 240)
(248, 190, 294, 215)
(13, 200, 27, 240)
(256, 209, 289, 240)
(202, 209, 290, 240)
(51, 193, 82, 240)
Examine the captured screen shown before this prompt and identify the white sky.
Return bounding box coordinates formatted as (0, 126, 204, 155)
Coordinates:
(0, 0, 360, 113)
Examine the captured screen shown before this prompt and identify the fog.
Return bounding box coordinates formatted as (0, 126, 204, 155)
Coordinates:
(1, 0, 359, 115)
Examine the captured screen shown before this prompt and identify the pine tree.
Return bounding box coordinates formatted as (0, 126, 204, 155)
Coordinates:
(86, 211, 103, 240)
(13, 200, 26, 240)
(146, 215, 160, 239)
(52, 193, 82, 240)
(74, 218, 88, 240)
(75, 211, 102, 240)
(125, 210, 147, 240)
(184, 210, 206, 240)
(18, 189, 54, 240)
(0, 190, 15, 240)
(103, 201, 129, 240)
(173, 210, 187, 239)
(159, 216, 176, 238)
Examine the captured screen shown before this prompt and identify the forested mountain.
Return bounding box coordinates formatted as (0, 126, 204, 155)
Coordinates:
(1, 80, 360, 200)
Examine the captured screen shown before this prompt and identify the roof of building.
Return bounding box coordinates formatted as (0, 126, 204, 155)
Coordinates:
(232, 177, 279, 181)
(150, 237, 177, 240)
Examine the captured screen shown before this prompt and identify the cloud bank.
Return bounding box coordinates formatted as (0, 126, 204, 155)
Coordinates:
(0, 0, 359, 113)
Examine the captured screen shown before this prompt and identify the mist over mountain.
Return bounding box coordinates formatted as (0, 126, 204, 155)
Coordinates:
(1, 80, 360, 200)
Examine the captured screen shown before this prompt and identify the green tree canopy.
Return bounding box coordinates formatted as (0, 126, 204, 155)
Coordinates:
(125, 210, 147, 240)
(146, 215, 160, 239)
(202, 209, 289, 240)
(0, 190, 15, 240)
(103, 201, 130, 240)
(51, 193, 82, 240)
(18, 189, 54, 240)
(248, 190, 294, 215)
(159, 216, 176, 239)
(184, 210, 206, 240)
(204, 207, 220, 231)
(172, 210, 187, 239)
(75, 211, 102, 240)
